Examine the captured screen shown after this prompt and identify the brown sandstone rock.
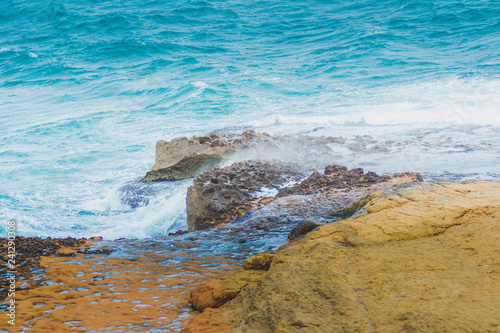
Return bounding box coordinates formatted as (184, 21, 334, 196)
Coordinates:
(189, 282, 240, 312)
(141, 134, 234, 181)
(242, 253, 275, 271)
(188, 269, 267, 312)
(183, 181, 500, 333)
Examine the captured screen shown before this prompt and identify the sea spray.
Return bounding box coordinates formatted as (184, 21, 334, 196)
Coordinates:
(0, 0, 498, 239)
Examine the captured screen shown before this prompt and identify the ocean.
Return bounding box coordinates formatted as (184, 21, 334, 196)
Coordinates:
(1, 0, 499, 239)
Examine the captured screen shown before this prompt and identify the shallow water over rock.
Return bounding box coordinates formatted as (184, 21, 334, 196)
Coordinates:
(1, 165, 422, 331)
(2, 220, 300, 332)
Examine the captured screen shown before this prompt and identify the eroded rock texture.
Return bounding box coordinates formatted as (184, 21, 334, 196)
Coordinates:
(183, 181, 500, 333)
(278, 164, 422, 196)
(141, 132, 234, 182)
(0, 237, 105, 302)
(186, 160, 305, 230)
(186, 163, 422, 231)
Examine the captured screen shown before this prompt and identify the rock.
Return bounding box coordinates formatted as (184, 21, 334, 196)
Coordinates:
(288, 220, 323, 241)
(0, 236, 105, 300)
(189, 282, 240, 312)
(168, 230, 190, 237)
(188, 268, 268, 313)
(186, 160, 305, 230)
(183, 181, 500, 332)
(329, 191, 378, 219)
(235, 169, 424, 237)
(187, 269, 267, 319)
(242, 253, 275, 270)
(140, 136, 235, 182)
(141, 131, 345, 182)
(278, 164, 422, 196)
(186, 162, 422, 231)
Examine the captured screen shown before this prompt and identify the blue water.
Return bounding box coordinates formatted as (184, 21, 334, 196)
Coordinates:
(1, 0, 499, 239)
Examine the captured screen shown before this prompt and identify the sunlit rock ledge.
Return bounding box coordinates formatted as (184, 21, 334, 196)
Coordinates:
(184, 180, 500, 333)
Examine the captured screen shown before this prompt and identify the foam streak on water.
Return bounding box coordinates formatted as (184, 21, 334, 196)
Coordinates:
(0, 0, 498, 238)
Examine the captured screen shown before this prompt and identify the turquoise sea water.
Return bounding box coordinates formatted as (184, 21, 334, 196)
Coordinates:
(1, 0, 499, 239)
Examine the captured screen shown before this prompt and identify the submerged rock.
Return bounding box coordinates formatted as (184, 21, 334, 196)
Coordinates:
(183, 181, 500, 333)
(287, 220, 324, 241)
(0, 236, 105, 302)
(141, 130, 344, 182)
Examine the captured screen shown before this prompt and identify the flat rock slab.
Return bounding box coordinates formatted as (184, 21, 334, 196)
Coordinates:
(0, 236, 103, 302)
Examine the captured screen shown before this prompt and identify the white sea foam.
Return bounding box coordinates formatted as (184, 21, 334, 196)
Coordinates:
(1, 0, 498, 242)
(192, 81, 208, 89)
(1, 75, 498, 240)
(97, 187, 188, 239)
(73, 180, 191, 239)
(251, 187, 279, 198)
(242, 77, 500, 127)
(78, 187, 129, 213)
(249, 180, 303, 198)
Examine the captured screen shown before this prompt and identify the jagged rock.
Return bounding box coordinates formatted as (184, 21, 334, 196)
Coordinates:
(186, 160, 305, 230)
(186, 162, 422, 231)
(278, 164, 422, 196)
(141, 130, 345, 182)
(288, 220, 323, 241)
(183, 181, 500, 333)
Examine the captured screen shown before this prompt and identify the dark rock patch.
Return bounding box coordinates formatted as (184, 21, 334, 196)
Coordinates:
(279, 165, 423, 196)
(288, 220, 324, 241)
(186, 160, 306, 230)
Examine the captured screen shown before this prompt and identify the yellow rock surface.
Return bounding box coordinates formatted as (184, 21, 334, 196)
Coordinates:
(183, 181, 500, 333)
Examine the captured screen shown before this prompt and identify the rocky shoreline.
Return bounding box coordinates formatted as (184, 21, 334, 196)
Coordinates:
(183, 181, 500, 333)
(3, 131, 499, 332)
(0, 236, 107, 303)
